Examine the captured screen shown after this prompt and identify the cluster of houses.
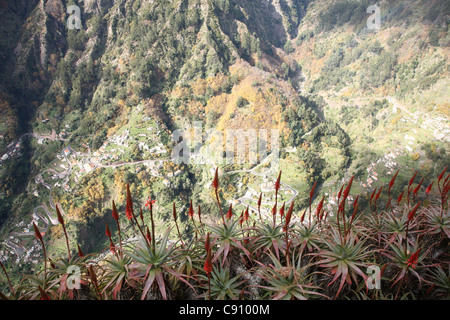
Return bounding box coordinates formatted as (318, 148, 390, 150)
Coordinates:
(109, 129, 130, 148)
(162, 169, 183, 186)
(360, 150, 400, 190)
(107, 127, 167, 160)
(322, 149, 401, 214)
(138, 141, 167, 155)
(0, 141, 21, 166)
(400, 112, 450, 143)
(0, 213, 49, 266)
(422, 114, 450, 142)
(0, 116, 174, 266)
(143, 160, 164, 176)
(91, 141, 120, 165)
(324, 192, 357, 215)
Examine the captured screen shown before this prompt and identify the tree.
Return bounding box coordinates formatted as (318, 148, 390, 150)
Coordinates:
(236, 96, 249, 108)
(284, 40, 294, 54)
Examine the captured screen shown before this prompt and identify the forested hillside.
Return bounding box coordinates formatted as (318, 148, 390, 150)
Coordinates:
(0, 0, 448, 297)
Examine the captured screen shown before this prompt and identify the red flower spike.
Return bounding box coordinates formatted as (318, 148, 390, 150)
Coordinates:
(409, 171, 418, 187)
(279, 202, 285, 218)
(125, 204, 133, 221)
(285, 201, 294, 228)
(342, 175, 354, 200)
(203, 250, 213, 276)
(389, 170, 399, 191)
(212, 167, 219, 189)
(33, 223, 43, 242)
(77, 244, 84, 257)
(407, 248, 421, 269)
(56, 205, 65, 226)
(413, 178, 424, 196)
(444, 173, 450, 184)
(300, 208, 307, 223)
(309, 181, 317, 200)
(38, 286, 51, 300)
(438, 167, 448, 182)
(408, 201, 421, 221)
(397, 191, 404, 204)
(258, 193, 262, 209)
(425, 182, 433, 195)
(244, 207, 249, 221)
(337, 185, 344, 201)
(271, 204, 277, 216)
(375, 186, 383, 201)
(205, 233, 210, 252)
(315, 196, 325, 217)
(353, 195, 359, 209)
(239, 211, 244, 226)
(105, 222, 112, 238)
(125, 183, 134, 221)
(226, 204, 233, 219)
(203, 233, 212, 275)
(443, 181, 450, 196)
(370, 188, 377, 204)
(88, 265, 99, 288)
(172, 202, 177, 221)
(188, 200, 194, 218)
(351, 202, 359, 221)
(112, 200, 119, 221)
(275, 171, 282, 191)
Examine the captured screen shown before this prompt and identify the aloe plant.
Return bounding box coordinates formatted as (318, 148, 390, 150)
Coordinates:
(47, 253, 91, 300)
(197, 264, 247, 300)
(125, 228, 194, 300)
(17, 270, 59, 300)
(422, 207, 450, 239)
(382, 239, 435, 289)
(292, 223, 323, 255)
(206, 219, 251, 266)
(101, 255, 135, 300)
(251, 222, 285, 260)
(427, 265, 450, 299)
(313, 228, 378, 298)
(255, 252, 328, 300)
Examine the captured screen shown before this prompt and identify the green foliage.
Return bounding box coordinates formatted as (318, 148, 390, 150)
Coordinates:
(283, 96, 319, 147)
(67, 29, 87, 52)
(257, 252, 327, 300)
(198, 264, 246, 300)
(235, 96, 249, 108)
(360, 52, 398, 89)
(284, 40, 295, 54)
(316, 0, 371, 33)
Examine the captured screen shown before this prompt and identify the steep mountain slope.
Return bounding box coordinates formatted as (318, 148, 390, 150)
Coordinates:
(0, 0, 448, 279)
